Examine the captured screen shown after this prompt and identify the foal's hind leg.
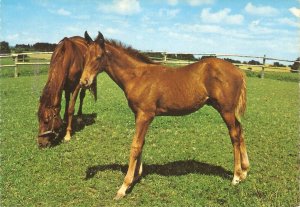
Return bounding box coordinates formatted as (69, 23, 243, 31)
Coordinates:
(239, 124, 249, 181)
(222, 112, 249, 185)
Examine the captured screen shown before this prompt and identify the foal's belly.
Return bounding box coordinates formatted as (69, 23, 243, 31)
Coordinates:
(155, 95, 208, 116)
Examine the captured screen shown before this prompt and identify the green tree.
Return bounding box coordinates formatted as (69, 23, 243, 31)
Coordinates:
(0, 41, 11, 54)
(291, 57, 300, 73)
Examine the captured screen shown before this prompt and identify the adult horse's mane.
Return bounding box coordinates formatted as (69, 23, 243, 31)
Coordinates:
(39, 39, 68, 109)
(105, 39, 157, 65)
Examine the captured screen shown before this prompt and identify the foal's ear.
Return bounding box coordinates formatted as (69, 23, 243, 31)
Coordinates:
(84, 31, 93, 44)
(95, 31, 105, 49)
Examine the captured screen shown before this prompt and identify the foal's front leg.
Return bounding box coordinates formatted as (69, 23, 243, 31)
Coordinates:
(114, 111, 154, 200)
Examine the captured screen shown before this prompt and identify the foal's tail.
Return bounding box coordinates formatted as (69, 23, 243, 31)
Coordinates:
(235, 72, 246, 122)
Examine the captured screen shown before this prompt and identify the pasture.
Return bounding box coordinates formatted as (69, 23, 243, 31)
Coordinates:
(0, 69, 299, 206)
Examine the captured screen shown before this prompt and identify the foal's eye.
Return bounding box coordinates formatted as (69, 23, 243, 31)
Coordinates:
(96, 55, 102, 60)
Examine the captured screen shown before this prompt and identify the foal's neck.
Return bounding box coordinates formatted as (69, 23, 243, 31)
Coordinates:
(105, 46, 148, 90)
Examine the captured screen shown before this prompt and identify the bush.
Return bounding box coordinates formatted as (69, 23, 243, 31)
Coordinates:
(291, 57, 300, 73)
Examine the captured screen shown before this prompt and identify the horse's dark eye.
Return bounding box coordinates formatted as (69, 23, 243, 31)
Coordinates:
(97, 55, 102, 60)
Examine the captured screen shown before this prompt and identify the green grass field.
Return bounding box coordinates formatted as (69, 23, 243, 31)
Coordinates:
(0, 70, 299, 206)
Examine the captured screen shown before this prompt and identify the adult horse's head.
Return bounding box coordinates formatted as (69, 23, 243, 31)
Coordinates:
(80, 31, 106, 88)
(37, 103, 63, 148)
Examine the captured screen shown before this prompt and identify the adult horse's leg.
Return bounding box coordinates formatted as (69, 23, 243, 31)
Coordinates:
(64, 89, 70, 122)
(64, 84, 81, 142)
(221, 112, 249, 185)
(114, 111, 154, 200)
(77, 88, 86, 116)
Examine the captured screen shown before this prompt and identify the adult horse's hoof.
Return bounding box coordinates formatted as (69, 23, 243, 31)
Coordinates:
(63, 134, 71, 142)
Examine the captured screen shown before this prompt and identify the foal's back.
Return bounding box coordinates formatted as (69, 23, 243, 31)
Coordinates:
(129, 58, 244, 116)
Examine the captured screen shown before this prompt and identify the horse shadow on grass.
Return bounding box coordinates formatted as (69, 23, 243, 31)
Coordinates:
(85, 160, 232, 181)
(51, 113, 97, 147)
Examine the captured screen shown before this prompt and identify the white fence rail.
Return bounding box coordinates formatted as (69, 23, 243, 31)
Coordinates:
(0, 52, 299, 78)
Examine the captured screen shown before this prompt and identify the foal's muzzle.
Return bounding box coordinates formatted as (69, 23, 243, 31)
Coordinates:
(80, 77, 93, 89)
(80, 78, 89, 87)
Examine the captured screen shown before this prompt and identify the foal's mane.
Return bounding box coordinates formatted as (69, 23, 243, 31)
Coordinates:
(106, 39, 157, 65)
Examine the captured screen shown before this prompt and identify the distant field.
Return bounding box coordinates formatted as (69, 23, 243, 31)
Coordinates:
(238, 64, 291, 73)
(0, 71, 299, 206)
(28, 53, 52, 60)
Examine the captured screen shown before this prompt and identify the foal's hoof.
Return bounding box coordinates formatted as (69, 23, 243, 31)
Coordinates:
(113, 192, 125, 200)
(232, 171, 248, 185)
(231, 177, 241, 185)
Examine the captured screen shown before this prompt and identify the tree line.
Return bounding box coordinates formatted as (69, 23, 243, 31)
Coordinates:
(0, 41, 57, 54)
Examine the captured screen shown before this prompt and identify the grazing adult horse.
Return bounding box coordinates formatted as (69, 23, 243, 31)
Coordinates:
(37, 35, 97, 148)
(81, 32, 249, 199)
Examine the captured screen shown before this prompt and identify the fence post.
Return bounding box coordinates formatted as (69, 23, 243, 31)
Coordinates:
(162, 52, 167, 63)
(261, 54, 266, 79)
(14, 55, 19, 78)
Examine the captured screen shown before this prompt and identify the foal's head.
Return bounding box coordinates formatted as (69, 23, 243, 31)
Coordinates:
(80, 31, 106, 88)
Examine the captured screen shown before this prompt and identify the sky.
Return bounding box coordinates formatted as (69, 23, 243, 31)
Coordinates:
(1, 0, 300, 61)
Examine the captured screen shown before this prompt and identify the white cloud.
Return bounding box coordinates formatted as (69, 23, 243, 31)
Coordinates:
(7, 33, 41, 44)
(66, 26, 81, 33)
(104, 27, 121, 35)
(278, 17, 300, 28)
(167, 0, 178, 6)
(57, 8, 71, 16)
(167, 0, 214, 6)
(186, 0, 214, 6)
(48, 8, 72, 16)
(73, 15, 90, 20)
(159, 9, 180, 18)
(201, 8, 244, 25)
(99, 0, 141, 15)
(245, 2, 278, 16)
(289, 7, 300, 18)
(177, 23, 224, 34)
(7, 33, 19, 40)
(248, 20, 274, 34)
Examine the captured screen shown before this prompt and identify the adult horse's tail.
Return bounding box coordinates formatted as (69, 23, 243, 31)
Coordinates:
(235, 73, 246, 122)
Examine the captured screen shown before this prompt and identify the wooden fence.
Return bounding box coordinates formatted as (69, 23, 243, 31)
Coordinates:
(0, 52, 52, 77)
(0, 52, 299, 78)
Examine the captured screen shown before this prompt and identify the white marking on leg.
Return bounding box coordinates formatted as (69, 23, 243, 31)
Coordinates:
(64, 131, 71, 142)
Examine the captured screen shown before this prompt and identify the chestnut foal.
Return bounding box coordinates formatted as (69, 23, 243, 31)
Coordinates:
(81, 32, 249, 199)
